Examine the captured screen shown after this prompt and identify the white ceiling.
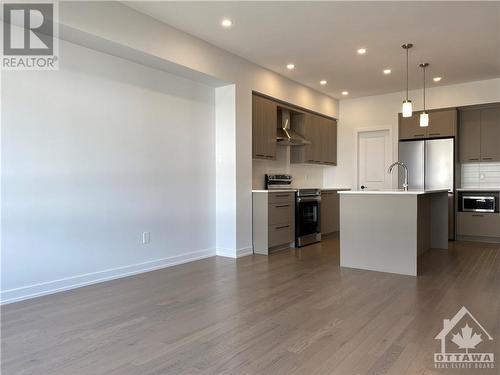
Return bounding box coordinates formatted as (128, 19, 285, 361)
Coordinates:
(127, 1, 500, 99)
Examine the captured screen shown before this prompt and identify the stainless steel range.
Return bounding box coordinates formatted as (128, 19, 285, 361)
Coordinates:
(265, 174, 321, 248)
(295, 188, 321, 247)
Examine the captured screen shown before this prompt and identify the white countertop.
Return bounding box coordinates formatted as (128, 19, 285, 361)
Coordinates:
(252, 189, 297, 193)
(252, 187, 350, 193)
(338, 189, 449, 195)
(456, 187, 500, 192)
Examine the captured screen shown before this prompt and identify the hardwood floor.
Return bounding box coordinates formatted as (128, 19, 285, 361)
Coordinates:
(2, 236, 499, 374)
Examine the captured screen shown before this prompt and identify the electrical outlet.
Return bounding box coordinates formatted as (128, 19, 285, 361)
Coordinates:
(142, 232, 150, 244)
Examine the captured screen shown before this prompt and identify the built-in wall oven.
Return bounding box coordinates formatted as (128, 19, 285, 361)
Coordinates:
(458, 192, 499, 213)
(295, 189, 321, 247)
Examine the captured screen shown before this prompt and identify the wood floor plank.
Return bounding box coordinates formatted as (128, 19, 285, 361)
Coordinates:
(1, 237, 499, 374)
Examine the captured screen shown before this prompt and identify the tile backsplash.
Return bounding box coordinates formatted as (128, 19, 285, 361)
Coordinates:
(461, 162, 500, 189)
(252, 146, 327, 189)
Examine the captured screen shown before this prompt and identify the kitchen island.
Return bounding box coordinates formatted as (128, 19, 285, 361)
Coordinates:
(338, 189, 448, 276)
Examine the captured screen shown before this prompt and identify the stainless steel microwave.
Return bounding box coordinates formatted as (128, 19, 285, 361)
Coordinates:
(462, 195, 496, 213)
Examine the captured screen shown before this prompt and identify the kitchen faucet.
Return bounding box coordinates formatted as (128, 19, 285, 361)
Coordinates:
(387, 162, 409, 191)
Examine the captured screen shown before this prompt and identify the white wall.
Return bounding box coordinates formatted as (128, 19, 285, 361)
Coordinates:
(215, 85, 238, 256)
(57, 1, 339, 256)
(325, 78, 500, 189)
(1, 40, 216, 302)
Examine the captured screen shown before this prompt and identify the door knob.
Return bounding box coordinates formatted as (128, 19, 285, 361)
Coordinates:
(360, 185, 367, 190)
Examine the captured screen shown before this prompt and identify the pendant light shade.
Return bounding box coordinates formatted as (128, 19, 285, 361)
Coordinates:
(402, 43, 413, 118)
(419, 62, 429, 127)
(402, 100, 413, 117)
(420, 112, 429, 127)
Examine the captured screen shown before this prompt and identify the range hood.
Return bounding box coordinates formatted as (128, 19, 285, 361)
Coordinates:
(276, 109, 311, 146)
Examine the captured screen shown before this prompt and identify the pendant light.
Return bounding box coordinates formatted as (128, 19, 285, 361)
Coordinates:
(419, 63, 429, 127)
(402, 43, 413, 117)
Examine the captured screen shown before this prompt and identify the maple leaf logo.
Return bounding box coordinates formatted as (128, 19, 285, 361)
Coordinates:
(451, 323, 483, 353)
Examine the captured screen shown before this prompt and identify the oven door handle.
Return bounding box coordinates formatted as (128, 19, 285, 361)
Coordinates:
(297, 197, 321, 202)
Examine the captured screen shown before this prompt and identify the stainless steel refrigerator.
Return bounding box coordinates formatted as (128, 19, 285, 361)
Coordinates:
(398, 138, 455, 239)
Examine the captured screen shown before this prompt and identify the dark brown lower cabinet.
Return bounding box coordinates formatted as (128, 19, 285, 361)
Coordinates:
(253, 191, 295, 255)
(457, 212, 500, 239)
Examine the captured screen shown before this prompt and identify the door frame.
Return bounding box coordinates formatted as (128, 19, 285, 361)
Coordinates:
(354, 126, 397, 190)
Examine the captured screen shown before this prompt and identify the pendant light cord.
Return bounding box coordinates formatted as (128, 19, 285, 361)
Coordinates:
(406, 47, 409, 101)
(423, 65, 426, 111)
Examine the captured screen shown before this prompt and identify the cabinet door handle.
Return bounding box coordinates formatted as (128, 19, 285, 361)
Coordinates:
(275, 225, 290, 230)
(429, 133, 441, 136)
(414, 134, 425, 137)
(468, 158, 479, 161)
(265, 155, 274, 159)
(256, 154, 265, 157)
(274, 194, 291, 198)
(275, 204, 290, 208)
(482, 157, 493, 160)
(472, 214, 484, 217)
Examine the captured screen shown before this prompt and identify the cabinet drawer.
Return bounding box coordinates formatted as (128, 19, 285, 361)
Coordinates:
(269, 203, 294, 225)
(457, 212, 500, 237)
(268, 192, 295, 204)
(268, 224, 294, 247)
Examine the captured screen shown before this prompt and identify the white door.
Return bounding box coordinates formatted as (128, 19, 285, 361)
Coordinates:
(357, 130, 392, 190)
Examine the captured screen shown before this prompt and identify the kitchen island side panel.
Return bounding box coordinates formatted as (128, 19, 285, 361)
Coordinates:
(340, 194, 419, 276)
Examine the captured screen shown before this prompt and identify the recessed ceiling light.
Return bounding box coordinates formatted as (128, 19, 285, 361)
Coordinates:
(221, 19, 233, 28)
(320, 80, 327, 85)
(341, 91, 349, 96)
(286, 63, 295, 70)
(383, 69, 392, 75)
(357, 48, 367, 55)
(433, 77, 442, 82)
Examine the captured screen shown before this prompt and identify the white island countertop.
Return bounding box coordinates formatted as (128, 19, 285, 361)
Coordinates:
(338, 189, 449, 195)
(321, 187, 351, 191)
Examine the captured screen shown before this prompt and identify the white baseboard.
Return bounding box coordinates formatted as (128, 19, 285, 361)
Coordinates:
(237, 246, 253, 257)
(216, 246, 253, 258)
(1, 248, 216, 305)
(216, 247, 237, 258)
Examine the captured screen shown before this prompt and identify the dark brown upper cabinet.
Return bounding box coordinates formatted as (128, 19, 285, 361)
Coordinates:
(427, 110, 457, 138)
(480, 107, 500, 162)
(399, 109, 457, 140)
(459, 109, 481, 163)
(399, 113, 425, 140)
(252, 94, 277, 160)
(459, 105, 500, 163)
(290, 113, 337, 166)
(252, 92, 337, 166)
